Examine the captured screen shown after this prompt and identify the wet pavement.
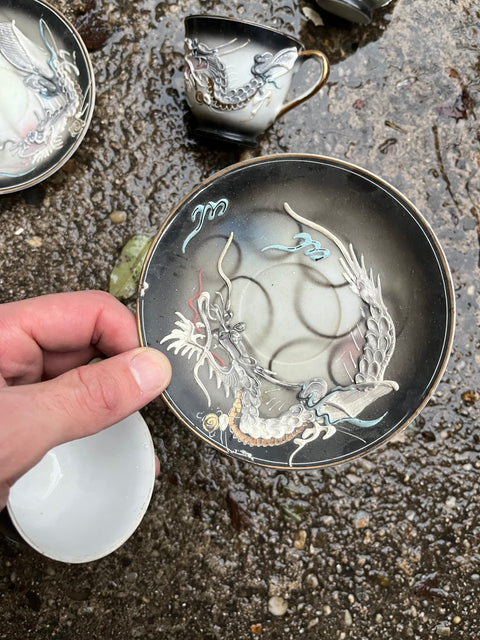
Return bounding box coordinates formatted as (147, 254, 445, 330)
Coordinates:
(0, 0, 479, 638)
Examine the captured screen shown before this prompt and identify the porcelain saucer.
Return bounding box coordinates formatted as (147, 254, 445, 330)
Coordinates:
(0, 0, 95, 194)
(138, 154, 455, 469)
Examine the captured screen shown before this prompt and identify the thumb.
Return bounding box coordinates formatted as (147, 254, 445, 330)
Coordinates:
(0, 348, 171, 486)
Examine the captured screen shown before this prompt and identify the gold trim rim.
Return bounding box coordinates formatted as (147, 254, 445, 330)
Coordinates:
(0, 0, 96, 195)
(137, 152, 456, 470)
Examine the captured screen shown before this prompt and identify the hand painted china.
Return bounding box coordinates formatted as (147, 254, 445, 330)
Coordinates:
(137, 155, 455, 470)
(184, 15, 329, 146)
(0, 0, 94, 194)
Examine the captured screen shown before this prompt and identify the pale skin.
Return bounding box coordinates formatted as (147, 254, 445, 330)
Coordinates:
(0, 290, 172, 510)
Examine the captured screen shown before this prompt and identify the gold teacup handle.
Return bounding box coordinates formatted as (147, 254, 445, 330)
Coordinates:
(277, 50, 330, 119)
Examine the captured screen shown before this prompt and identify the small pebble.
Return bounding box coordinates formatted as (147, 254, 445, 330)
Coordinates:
(27, 236, 43, 248)
(363, 530, 374, 544)
(110, 210, 127, 224)
(305, 573, 319, 589)
(344, 610, 353, 626)
(346, 473, 361, 485)
(293, 530, 307, 550)
(268, 596, 288, 616)
(358, 458, 375, 472)
(444, 496, 456, 509)
(302, 6, 324, 26)
(354, 511, 370, 529)
(125, 572, 138, 583)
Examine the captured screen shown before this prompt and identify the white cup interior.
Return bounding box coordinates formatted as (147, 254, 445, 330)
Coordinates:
(7, 412, 155, 563)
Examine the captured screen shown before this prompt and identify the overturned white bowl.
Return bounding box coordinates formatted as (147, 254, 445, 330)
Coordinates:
(7, 412, 155, 563)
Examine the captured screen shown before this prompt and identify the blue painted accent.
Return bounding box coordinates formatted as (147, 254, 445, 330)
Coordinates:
(267, 79, 281, 90)
(0, 169, 34, 177)
(299, 383, 384, 429)
(38, 19, 59, 98)
(40, 20, 56, 70)
(182, 198, 229, 253)
(262, 232, 329, 261)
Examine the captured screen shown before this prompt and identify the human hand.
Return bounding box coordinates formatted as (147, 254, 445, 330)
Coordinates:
(0, 290, 171, 510)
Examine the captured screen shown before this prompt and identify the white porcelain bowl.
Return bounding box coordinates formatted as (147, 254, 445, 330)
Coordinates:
(7, 412, 155, 563)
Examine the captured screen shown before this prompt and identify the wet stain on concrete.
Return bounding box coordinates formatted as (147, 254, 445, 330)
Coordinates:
(1, 0, 479, 638)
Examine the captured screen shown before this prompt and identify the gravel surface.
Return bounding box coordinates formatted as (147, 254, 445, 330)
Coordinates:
(1, 0, 479, 638)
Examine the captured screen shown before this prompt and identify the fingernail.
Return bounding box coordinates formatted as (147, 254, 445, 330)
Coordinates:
(129, 349, 170, 393)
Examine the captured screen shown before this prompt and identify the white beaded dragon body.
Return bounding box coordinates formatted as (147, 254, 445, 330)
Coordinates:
(184, 37, 297, 113)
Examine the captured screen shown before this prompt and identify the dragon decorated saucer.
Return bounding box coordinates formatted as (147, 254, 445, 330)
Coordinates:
(137, 154, 455, 469)
(0, 0, 95, 194)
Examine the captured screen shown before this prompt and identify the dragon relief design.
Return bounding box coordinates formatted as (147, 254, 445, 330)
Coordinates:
(184, 36, 297, 117)
(161, 202, 399, 465)
(0, 18, 89, 175)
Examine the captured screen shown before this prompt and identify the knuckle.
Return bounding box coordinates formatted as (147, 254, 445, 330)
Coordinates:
(73, 365, 122, 417)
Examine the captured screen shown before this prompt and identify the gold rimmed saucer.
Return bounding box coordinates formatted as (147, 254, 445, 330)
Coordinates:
(138, 154, 455, 469)
(0, 0, 95, 194)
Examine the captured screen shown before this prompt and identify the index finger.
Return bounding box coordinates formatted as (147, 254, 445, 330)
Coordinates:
(0, 291, 140, 383)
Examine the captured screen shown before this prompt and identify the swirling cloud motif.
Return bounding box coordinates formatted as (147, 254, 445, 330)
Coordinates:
(262, 231, 330, 261)
(182, 199, 229, 253)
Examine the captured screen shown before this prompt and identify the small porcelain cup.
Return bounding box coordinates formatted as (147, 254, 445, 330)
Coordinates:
(6, 412, 155, 563)
(184, 15, 330, 147)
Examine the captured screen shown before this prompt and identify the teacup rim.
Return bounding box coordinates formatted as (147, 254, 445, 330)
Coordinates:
(184, 14, 304, 49)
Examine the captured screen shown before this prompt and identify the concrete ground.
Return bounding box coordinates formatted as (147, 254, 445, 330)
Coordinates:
(0, 0, 479, 638)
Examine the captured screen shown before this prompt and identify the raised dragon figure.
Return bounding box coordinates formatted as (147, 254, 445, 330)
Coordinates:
(161, 203, 399, 465)
(0, 18, 87, 173)
(184, 37, 297, 113)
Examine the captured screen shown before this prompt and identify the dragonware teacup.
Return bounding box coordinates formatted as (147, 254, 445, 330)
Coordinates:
(184, 15, 330, 147)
